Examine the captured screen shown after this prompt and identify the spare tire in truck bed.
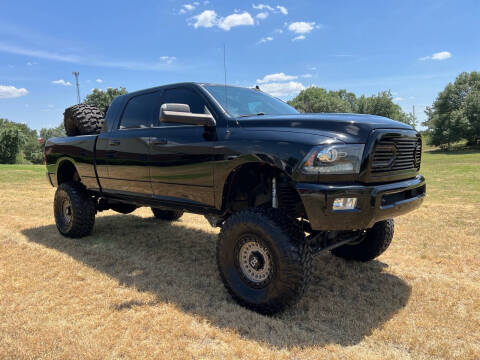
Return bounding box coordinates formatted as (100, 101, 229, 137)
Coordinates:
(64, 104, 105, 136)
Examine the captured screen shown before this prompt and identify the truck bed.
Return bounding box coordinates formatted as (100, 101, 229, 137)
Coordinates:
(45, 134, 99, 189)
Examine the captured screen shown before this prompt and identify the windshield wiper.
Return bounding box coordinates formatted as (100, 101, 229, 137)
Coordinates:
(238, 112, 265, 118)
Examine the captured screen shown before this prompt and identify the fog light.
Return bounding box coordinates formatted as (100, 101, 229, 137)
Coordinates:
(333, 197, 357, 210)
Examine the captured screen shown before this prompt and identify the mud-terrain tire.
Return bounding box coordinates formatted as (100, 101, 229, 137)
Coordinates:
(64, 104, 104, 136)
(151, 208, 184, 221)
(54, 182, 95, 238)
(217, 208, 312, 315)
(331, 219, 394, 262)
(110, 203, 137, 214)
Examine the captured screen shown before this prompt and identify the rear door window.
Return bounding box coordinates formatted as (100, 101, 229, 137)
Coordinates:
(119, 92, 159, 129)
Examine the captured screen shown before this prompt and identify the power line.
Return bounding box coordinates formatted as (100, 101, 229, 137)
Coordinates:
(72, 72, 80, 104)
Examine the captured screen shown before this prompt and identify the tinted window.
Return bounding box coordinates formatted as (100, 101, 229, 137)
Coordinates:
(203, 85, 299, 117)
(119, 92, 159, 129)
(161, 87, 209, 115)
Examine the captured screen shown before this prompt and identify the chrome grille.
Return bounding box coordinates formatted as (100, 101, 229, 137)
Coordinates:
(372, 135, 421, 173)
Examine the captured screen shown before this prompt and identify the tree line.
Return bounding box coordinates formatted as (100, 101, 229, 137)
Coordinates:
(287, 88, 417, 127)
(1, 73, 478, 164)
(422, 71, 480, 148)
(0, 87, 127, 164)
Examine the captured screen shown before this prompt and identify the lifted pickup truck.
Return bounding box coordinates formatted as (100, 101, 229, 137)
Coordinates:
(45, 82, 426, 314)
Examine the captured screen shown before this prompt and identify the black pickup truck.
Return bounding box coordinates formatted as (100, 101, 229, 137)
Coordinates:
(45, 82, 426, 314)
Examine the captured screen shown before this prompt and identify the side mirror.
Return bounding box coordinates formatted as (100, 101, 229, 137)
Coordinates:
(160, 103, 216, 127)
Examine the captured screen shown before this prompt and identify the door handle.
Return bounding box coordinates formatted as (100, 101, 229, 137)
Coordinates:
(109, 140, 121, 146)
(151, 138, 168, 146)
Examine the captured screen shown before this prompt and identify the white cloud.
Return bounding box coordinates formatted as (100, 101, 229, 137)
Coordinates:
(51, 79, 72, 86)
(276, 5, 288, 15)
(218, 12, 254, 30)
(256, 12, 269, 20)
(0, 85, 28, 99)
(47, 104, 54, 108)
(393, 97, 404, 102)
(258, 81, 305, 97)
(191, 10, 254, 30)
(180, 3, 198, 13)
(419, 51, 451, 61)
(252, 4, 287, 18)
(257, 72, 298, 83)
(252, 4, 274, 11)
(292, 35, 306, 41)
(288, 21, 316, 34)
(301, 73, 312, 78)
(96, 78, 103, 83)
(190, 10, 218, 28)
(287, 22, 321, 40)
(26, 61, 38, 66)
(160, 56, 176, 64)
(257, 36, 273, 44)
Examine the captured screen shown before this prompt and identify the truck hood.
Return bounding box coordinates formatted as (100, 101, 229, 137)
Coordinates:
(237, 113, 413, 143)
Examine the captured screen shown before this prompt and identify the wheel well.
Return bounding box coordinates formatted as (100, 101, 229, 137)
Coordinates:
(221, 163, 305, 218)
(57, 160, 80, 185)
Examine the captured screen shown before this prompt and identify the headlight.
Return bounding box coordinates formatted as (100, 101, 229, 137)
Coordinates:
(302, 144, 365, 174)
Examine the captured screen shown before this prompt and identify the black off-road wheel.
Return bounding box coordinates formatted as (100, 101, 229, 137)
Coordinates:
(151, 208, 184, 221)
(54, 182, 96, 238)
(64, 104, 104, 136)
(110, 203, 137, 214)
(217, 208, 312, 315)
(331, 219, 394, 262)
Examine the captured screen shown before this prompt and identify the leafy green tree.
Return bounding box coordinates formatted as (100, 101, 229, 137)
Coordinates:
(423, 71, 480, 148)
(84, 87, 128, 112)
(0, 121, 26, 164)
(288, 87, 356, 113)
(288, 87, 416, 128)
(464, 90, 480, 144)
(39, 123, 65, 143)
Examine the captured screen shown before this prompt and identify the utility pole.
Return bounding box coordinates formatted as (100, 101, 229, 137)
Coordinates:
(72, 72, 80, 104)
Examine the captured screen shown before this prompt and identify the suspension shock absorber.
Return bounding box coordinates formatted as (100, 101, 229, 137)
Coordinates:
(272, 177, 278, 208)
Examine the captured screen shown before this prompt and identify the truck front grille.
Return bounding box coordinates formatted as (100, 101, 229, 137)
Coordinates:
(371, 135, 421, 174)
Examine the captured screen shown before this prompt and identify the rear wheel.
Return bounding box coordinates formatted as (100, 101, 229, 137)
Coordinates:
(331, 219, 394, 262)
(54, 183, 95, 238)
(217, 208, 312, 315)
(151, 208, 184, 221)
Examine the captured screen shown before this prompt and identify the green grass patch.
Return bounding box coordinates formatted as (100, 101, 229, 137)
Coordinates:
(0, 164, 45, 184)
(421, 151, 480, 203)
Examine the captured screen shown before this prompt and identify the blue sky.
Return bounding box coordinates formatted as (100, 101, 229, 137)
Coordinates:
(0, 0, 478, 130)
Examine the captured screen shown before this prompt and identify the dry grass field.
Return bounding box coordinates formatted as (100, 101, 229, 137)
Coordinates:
(1, 151, 479, 359)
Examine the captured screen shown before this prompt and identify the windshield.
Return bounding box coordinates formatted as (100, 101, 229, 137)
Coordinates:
(203, 85, 299, 118)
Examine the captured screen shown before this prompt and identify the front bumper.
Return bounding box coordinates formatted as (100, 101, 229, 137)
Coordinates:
(297, 175, 426, 231)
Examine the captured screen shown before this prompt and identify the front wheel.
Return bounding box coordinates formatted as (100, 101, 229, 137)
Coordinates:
(217, 208, 312, 315)
(54, 182, 95, 238)
(331, 219, 394, 262)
